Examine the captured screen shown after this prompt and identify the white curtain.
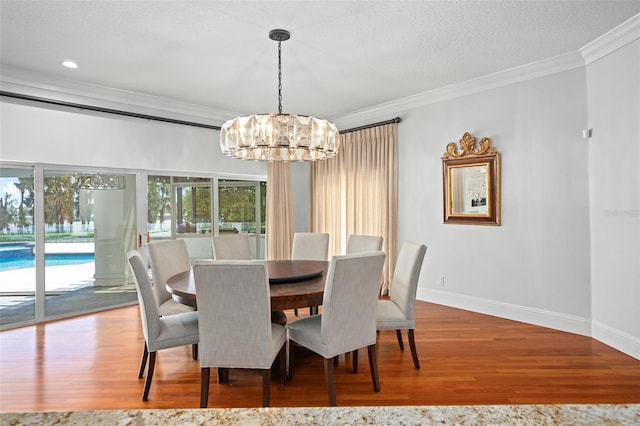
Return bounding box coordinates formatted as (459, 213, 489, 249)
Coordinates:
(266, 162, 294, 260)
(311, 122, 398, 294)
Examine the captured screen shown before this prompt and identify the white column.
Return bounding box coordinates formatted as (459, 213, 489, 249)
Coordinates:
(92, 180, 136, 286)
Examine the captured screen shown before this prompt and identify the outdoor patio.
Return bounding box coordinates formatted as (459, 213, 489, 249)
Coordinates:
(0, 254, 138, 328)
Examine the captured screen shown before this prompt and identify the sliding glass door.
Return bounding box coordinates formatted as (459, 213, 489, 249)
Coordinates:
(42, 169, 138, 320)
(0, 166, 138, 328)
(147, 175, 214, 260)
(0, 166, 36, 326)
(218, 179, 266, 259)
(172, 176, 213, 260)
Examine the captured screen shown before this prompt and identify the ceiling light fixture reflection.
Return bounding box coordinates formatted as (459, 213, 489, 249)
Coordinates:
(71, 173, 126, 190)
(219, 29, 339, 162)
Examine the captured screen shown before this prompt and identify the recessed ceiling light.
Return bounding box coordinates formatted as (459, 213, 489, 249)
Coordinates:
(62, 60, 78, 69)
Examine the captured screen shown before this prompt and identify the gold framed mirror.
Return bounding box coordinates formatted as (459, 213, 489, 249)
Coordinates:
(442, 132, 500, 225)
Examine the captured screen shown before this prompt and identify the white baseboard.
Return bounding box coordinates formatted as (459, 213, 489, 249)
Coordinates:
(419, 288, 639, 360)
(592, 320, 640, 360)
(419, 288, 592, 335)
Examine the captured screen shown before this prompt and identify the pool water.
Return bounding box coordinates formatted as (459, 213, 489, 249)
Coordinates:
(0, 253, 95, 271)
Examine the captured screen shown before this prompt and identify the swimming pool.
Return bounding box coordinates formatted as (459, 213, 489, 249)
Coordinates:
(0, 244, 94, 271)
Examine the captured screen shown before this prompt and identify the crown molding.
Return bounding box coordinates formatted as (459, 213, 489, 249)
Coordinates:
(0, 65, 232, 127)
(332, 50, 585, 130)
(580, 13, 640, 65)
(4, 10, 636, 133)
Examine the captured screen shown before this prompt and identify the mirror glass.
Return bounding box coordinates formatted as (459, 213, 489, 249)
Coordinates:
(449, 164, 489, 215)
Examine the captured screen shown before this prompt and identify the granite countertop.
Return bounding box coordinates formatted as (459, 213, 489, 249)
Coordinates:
(1, 404, 638, 425)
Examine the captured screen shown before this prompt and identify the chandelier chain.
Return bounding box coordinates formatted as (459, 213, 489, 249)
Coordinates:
(277, 40, 283, 114)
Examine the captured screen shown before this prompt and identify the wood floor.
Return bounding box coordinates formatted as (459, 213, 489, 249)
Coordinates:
(1, 301, 638, 411)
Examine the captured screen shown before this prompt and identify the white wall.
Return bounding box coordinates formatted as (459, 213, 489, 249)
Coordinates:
(0, 99, 266, 177)
(397, 68, 593, 335)
(586, 39, 640, 358)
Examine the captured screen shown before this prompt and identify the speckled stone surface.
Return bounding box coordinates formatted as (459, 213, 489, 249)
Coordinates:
(1, 404, 638, 425)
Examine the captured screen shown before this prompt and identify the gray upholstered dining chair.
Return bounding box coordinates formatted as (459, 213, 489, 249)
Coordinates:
(330, 233, 384, 365)
(291, 232, 329, 261)
(376, 241, 427, 369)
(147, 239, 195, 316)
(287, 251, 386, 406)
(193, 260, 286, 408)
(127, 250, 199, 401)
(346, 234, 383, 254)
(212, 234, 252, 260)
(291, 232, 329, 315)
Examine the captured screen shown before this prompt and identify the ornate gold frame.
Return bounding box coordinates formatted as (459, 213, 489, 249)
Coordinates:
(442, 132, 500, 225)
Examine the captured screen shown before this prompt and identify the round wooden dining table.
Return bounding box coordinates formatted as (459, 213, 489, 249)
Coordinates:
(165, 260, 328, 312)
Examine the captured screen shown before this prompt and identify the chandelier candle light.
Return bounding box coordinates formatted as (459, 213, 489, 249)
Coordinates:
(220, 29, 339, 162)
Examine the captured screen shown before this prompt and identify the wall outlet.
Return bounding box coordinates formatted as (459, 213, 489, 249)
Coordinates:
(438, 276, 445, 286)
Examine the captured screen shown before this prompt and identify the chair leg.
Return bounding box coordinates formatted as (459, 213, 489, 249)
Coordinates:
(262, 369, 271, 407)
(408, 329, 420, 369)
(192, 343, 198, 360)
(333, 355, 339, 366)
(287, 341, 294, 381)
(138, 342, 148, 379)
(279, 345, 287, 385)
(142, 351, 156, 401)
(200, 367, 210, 408)
(294, 308, 299, 316)
(323, 357, 337, 406)
(352, 349, 358, 373)
(396, 329, 404, 350)
(218, 368, 229, 383)
(367, 344, 380, 392)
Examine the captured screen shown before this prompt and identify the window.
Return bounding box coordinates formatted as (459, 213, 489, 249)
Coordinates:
(148, 176, 266, 259)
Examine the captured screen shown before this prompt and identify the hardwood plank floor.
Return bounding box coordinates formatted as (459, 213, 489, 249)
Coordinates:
(1, 301, 638, 411)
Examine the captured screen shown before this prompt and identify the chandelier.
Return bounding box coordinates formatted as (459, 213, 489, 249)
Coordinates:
(71, 173, 127, 190)
(220, 29, 339, 162)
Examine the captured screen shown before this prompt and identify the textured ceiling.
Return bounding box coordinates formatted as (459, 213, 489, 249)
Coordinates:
(1, 1, 638, 121)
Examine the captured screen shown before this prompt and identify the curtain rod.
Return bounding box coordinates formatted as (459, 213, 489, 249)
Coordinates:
(0, 91, 222, 131)
(339, 117, 401, 134)
(1, 90, 401, 134)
